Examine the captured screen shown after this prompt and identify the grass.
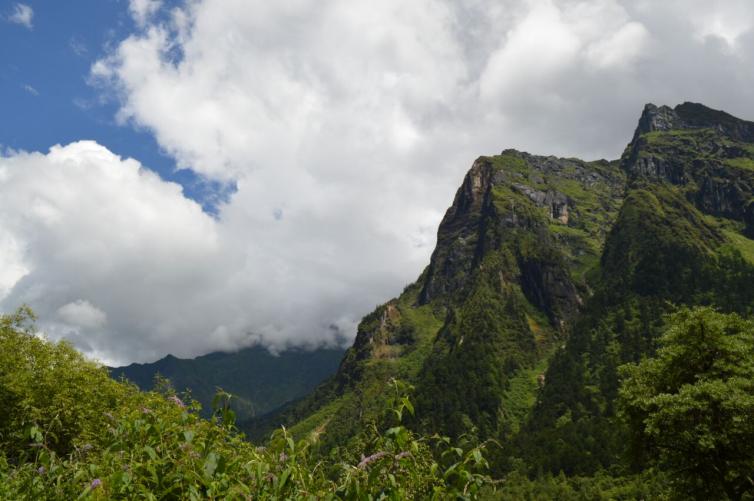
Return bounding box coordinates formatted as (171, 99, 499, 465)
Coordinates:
(642, 128, 714, 143)
(287, 283, 445, 442)
(487, 152, 530, 176)
(722, 229, 754, 264)
(641, 127, 754, 173)
(700, 214, 754, 264)
(286, 395, 346, 441)
(499, 351, 554, 435)
(724, 157, 754, 171)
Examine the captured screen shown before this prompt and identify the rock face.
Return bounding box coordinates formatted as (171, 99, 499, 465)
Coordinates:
(417, 157, 496, 305)
(511, 183, 571, 224)
(631, 103, 683, 137)
(622, 102, 754, 235)
(419, 150, 624, 324)
(632, 102, 754, 142)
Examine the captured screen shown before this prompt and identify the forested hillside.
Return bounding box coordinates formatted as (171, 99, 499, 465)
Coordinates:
(0, 307, 494, 499)
(110, 346, 344, 421)
(246, 102, 754, 498)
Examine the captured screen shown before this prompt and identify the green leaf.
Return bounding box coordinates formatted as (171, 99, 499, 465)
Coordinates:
(203, 452, 219, 478)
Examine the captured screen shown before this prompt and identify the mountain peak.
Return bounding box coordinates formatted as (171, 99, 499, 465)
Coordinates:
(633, 103, 680, 139)
(632, 101, 754, 143)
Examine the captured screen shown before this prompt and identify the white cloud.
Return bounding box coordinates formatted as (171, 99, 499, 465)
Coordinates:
(57, 300, 107, 329)
(5, 0, 754, 364)
(683, 0, 754, 48)
(585, 22, 650, 69)
(0, 233, 27, 300)
(69, 37, 88, 57)
(22, 84, 39, 96)
(0, 142, 225, 363)
(0, 141, 419, 364)
(129, 0, 162, 28)
(479, 1, 582, 103)
(8, 3, 33, 29)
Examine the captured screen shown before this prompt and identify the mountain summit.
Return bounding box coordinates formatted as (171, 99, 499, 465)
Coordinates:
(245, 102, 754, 478)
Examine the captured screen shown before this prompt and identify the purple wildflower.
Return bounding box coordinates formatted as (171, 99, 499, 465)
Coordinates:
(357, 451, 388, 469)
(141, 407, 152, 414)
(169, 395, 186, 408)
(37, 466, 46, 475)
(279, 452, 288, 463)
(90, 478, 102, 489)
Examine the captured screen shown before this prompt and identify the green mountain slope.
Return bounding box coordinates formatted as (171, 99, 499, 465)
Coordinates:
(247, 102, 754, 480)
(110, 346, 344, 422)
(245, 150, 625, 454)
(518, 102, 754, 475)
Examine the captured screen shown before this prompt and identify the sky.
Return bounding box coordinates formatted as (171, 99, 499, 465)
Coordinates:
(2, 0, 754, 365)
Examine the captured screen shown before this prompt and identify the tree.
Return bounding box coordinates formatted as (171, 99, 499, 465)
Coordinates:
(619, 307, 754, 500)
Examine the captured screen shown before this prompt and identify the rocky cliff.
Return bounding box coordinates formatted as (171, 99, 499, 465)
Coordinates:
(623, 102, 754, 235)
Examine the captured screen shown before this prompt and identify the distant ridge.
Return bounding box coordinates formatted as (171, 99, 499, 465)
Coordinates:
(110, 345, 345, 421)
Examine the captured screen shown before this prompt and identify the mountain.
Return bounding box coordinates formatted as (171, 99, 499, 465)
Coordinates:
(109, 345, 345, 421)
(5, 102, 754, 498)
(246, 102, 754, 477)
(519, 102, 754, 474)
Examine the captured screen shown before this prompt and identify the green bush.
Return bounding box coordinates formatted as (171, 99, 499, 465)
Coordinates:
(0, 307, 495, 499)
(620, 307, 754, 500)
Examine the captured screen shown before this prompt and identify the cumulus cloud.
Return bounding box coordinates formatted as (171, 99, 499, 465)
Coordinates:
(0, 142, 228, 363)
(8, 3, 33, 29)
(58, 300, 108, 329)
(4, 0, 754, 364)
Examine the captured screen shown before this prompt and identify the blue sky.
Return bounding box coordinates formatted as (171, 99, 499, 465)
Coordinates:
(0, 0, 230, 212)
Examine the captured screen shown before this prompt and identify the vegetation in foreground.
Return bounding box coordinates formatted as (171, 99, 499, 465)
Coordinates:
(0, 307, 492, 499)
(2, 305, 753, 499)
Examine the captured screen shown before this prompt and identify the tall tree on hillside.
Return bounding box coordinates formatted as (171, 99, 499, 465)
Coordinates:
(619, 307, 754, 500)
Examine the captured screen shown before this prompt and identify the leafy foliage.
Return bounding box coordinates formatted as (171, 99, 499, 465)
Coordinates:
(489, 469, 669, 500)
(620, 308, 754, 500)
(0, 308, 495, 499)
